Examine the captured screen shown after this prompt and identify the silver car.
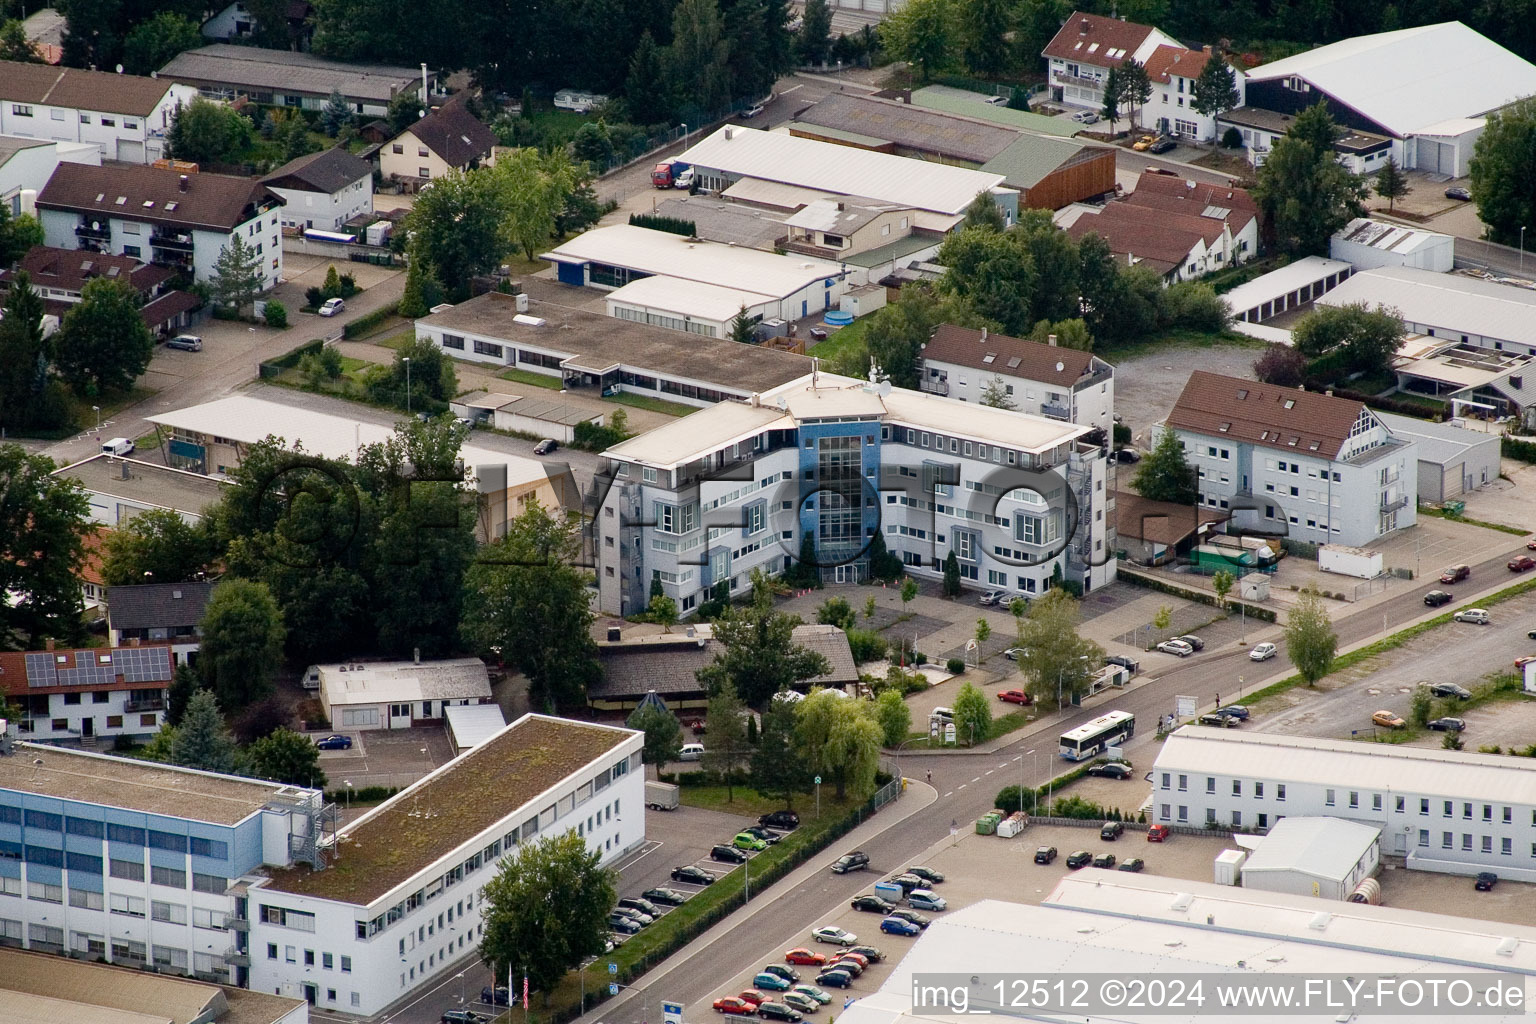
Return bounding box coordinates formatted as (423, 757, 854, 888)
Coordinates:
(165, 334, 202, 351)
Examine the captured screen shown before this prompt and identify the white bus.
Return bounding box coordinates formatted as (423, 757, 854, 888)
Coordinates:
(1059, 710, 1135, 760)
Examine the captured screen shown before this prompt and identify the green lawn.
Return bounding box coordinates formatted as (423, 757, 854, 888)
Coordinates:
(371, 328, 415, 352)
(1097, 328, 1264, 363)
(527, 108, 593, 141)
(603, 392, 696, 417)
(807, 318, 873, 367)
(498, 367, 563, 390)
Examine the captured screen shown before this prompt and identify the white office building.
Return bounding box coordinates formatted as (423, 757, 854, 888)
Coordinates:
(593, 368, 1113, 617)
(1152, 726, 1536, 881)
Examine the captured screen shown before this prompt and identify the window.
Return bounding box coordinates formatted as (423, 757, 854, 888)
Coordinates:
(1348, 792, 1358, 809)
(151, 865, 186, 888)
(100, 117, 115, 127)
(192, 873, 227, 894)
(69, 888, 103, 910)
(193, 908, 222, 930)
(1254, 782, 1264, 799)
(1482, 836, 1493, 854)
(473, 339, 504, 358)
(11, 104, 33, 117)
(107, 824, 145, 845)
(1442, 832, 1453, 849)
(110, 858, 145, 882)
(189, 837, 228, 859)
(1232, 780, 1241, 797)
(1325, 789, 1335, 807)
(24, 810, 61, 831)
(418, 146, 429, 157)
(151, 900, 187, 924)
(110, 893, 145, 917)
(342, 955, 352, 972)
(1463, 834, 1473, 851)
(1178, 774, 1188, 792)
(1464, 802, 1473, 820)
(1231, 811, 1241, 827)
(1206, 809, 1216, 824)
(441, 333, 465, 350)
(1206, 777, 1215, 794)
(1503, 837, 1513, 856)
(1418, 830, 1428, 847)
(28, 881, 62, 903)
(1484, 804, 1493, 821)
(392, 144, 404, 154)
(1276, 784, 1286, 801)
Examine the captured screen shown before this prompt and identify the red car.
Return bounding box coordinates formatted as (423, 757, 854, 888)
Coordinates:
(1527, 538, 1536, 550)
(785, 949, 826, 966)
(1510, 556, 1536, 573)
(715, 999, 756, 1015)
(1147, 824, 1170, 843)
(996, 689, 1033, 705)
(738, 991, 770, 1006)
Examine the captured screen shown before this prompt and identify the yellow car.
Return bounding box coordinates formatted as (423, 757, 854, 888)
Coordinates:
(1132, 134, 1156, 151)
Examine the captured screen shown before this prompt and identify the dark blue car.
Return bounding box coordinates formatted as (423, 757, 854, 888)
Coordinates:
(315, 735, 353, 750)
(880, 916, 921, 937)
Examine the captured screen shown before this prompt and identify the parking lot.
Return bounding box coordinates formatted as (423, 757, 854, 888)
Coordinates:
(316, 727, 456, 808)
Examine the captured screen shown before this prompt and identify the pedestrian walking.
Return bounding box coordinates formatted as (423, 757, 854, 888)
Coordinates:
(926, 769, 932, 784)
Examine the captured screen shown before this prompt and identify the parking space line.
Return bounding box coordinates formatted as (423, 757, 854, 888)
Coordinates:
(970, 777, 981, 783)
(957, 784, 966, 790)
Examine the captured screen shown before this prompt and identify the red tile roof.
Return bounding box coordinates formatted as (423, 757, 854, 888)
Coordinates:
(78, 527, 108, 588)
(921, 324, 1098, 385)
(1, 245, 173, 297)
(1043, 11, 1157, 66)
(1125, 170, 1258, 233)
(1167, 370, 1369, 459)
(1142, 44, 1215, 83)
(37, 163, 282, 233)
(1064, 202, 1221, 275)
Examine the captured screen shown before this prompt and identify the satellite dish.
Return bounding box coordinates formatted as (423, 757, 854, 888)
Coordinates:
(115, 64, 123, 74)
(151, 71, 158, 79)
(1056, 361, 1065, 372)
(91, 221, 100, 230)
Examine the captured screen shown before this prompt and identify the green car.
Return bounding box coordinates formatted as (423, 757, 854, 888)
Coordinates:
(734, 832, 768, 852)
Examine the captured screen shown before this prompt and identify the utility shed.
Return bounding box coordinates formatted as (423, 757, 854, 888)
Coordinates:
(443, 702, 508, 754)
(1240, 816, 1381, 901)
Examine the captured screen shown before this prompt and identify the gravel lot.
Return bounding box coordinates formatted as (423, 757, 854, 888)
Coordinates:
(1109, 343, 1267, 444)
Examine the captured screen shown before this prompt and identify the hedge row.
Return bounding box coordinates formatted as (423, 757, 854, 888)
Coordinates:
(258, 338, 325, 378)
(1117, 566, 1278, 622)
(1503, 436, 1536, 463)
(324, 785, 399, 804)
(342, 301, 401, 339)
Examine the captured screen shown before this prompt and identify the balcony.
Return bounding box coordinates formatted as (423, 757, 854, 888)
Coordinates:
(222, 947, 250, 968)
(124, 698, 165, 713)
(222, 915, 249, 932)
(150, 233, 195, 252)
(1051, 70, 1104, 89)
(1041, 402, 1071, 421)
(776, 234, 845, 261)
(919, 378, 949, 396)
(76, 223, 110, 240)
(1381, 494, 1409, 513)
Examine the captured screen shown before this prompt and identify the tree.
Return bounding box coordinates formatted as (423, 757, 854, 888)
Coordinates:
(121, 11, 201, 75)
(625, 31, 672, 124)
(247, 727, 328, 788)
(648, 594, 679, 632)
(1190, 52, 1239, 135)
(1253, 104, 1367, 256)
(211, 233, 266, 316)
(696, 571, 830, 706)
(100, 508, 213, 586)
(1253, 343, 1308, 387)
(880, 0, 956, 81)
(974, 617, 991, 650)
(571, 120, 615, 169)
(959, 0, 1011, 76)
(407, 168, 506, 300)
(901, 578, 918, 608)
(1284, 585, 1337, 686)
(264, 299, 288, 329)
(864, 595, 877, 622)
(556, 171, 605, 238)
(373, 334, 458, 408)
(0, 204, 43, 266)
(489, 147, 581, 262)
(816, 596, 855, 631)
(863, 283, 945, 389)
(1027, 317, 1094, 352)
(167, 690, 244, 775)
(52, 277, 154, 396)
(1291, 302, 1405, 377)
(166, 97, 253, 166)
(461, 499, 600, 711)
(397, 255, 440, 319)
(937, 226, 1035, 335)
(1117, 58, 1151, 130)
(0, 446, 91, 650)
(1374, 156, 1410, 212)
(1211, 569, 1234, 609)
(1471, 97, 1536, 246)
(961, 192, 1006, 232)
(1410, 683, 1433, 728)
(627, 699, 684, 771)
(979, 375, 1017, 409)
(1014, 588, 1105, 707)
(942, 550, 961, 597)
(279, 114, 316, 161)
(1133, 427, 1197, 505)
(1100, 64, 1121, 125)
(951, 681, 990, 746)
(320, 89, 354, 135)
(167, 665, 199, 728)
(667, 0, 730, 117)
(873, 687, 910, 747)
(480, 833, 616, 1001)
(793, 689, 881, 799)
(198, 579, 286, 711)
(1152, 604, 1172, 638)
(796, 0, 832, 65)
(702, 680, 749, 799)
(729, 306, 757, 343)
(752, 692, 808, 806)
(0, 271, 65, 433)
(0, 18, 40, 61)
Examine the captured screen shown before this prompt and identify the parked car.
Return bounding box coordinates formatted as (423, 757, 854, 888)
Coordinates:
(792, 984, 832, 1004)
(1248, 642, 1278, 661)
(848, 945, 884, 963)
(742, 825, 782, 844)
(1454, 608, 1491, 625)
(687, 718, 707, 734)
(1104, 654, 1140, 673)
(609, 913, 641, 933)
(815, 970, 854, 988)
(737, 991, 769, 1006)
(880, 917, 922, 937)
(1427, 717, 1466, 732)
(614, 906, 652, 926)
(830, 952, 868, 969)
(1066, 850, 1093, 868)
(314, 734, 353, 750)
(1446, 186, 1473, 201)
(1068, 109, 1099, 123)
(905, 867, 943, 886)
(997, 689, 1033, 705)
(1529, 537, 1536, 549)
(643, 887, 688, 905)
(1510, 556, 1536, 573)
(1086, 762, 1132, 780)
(1173, 634, 1204, 651)
(1118, 857, 1146, 872)
(825, 957, 863, 976)
(884, 873, 925, 893)
(1216, 705, 1250, 720)
(1003, 647, 1027, 660)
(1430, 682, 1472, 699)
(811, 925, 857, 946)
(781, 993, 820, 1015)
(908, 889, 947, 912)
(618, 897, 660, 917)
(711, 845, 748, 863)
(1440, 564, 1471, 583)
(672, 865, 714, 885)
(443, 1012, 488, 1024)
(1034, 846, 1058, 864)
(680, 743, 705, 761)
(1100, 821, 1125, 841)
(754, 973, 793, 992)
(979, 589, 1006, 605)
(1132, 134, 1157, 150)
(831, 851, 869, 874)
(743, 103, 766, 119)
(318, 297, 346, 316)
(1091, 852, 1117, 868)
(1147, 136, 1176, 153)
(761, 811, 800, 829)
(1198, 713, 1238, 727)
(481, 987, 514, 1007)
(734, 832, 769, 852)
(165, 334, 202, 351)
(101, 437, 135, 457)
(1157, 639, 1195, 657)
(715, 998, 757, 1015)
(1113, 448, 1142, 464)
(1147, 824, 1170, 842)
(758, 1002, 802, 1022)
(887, 909, 931, 929)
(785, 949, 826, 966)
(533, 438, 559, 456)
(1424, 590, 1453, 607)
(1371, 710, 1406, 729)
(1476, 871, 1498, 891)
(851, 895, 895, 914)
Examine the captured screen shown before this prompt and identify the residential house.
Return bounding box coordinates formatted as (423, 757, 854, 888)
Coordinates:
(378, 96, 495, 188)
(1217, 106, 1394, 173)
(36, 163, 284, 289)
(50, 452, 230, 527)
(0, 60, 195, 164)
(1140, 45, 1246, 141)
(918, 323, 1116, 435)
(201, 0, 315, 50)
(160, 44, 430, 118)
(1042, 11, 1179, 110)
(261, 147, 373, 232)
(1113, 490, 1224, 565)
(0, 135, 99, 215)
(1165, 370, 1417, 546)
(0, 245, 202, 341)
(104, 581, 218, 666)
(0, 643, 174, 744)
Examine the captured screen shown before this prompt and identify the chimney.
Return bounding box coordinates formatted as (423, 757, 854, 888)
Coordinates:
(120, 459, 131, 481)
(1080, 17, 1091, 33)
(1048, 333, 1058, 347)
(1325, 389, 1333, 397)
(1297, 384, 1306, 391)
(178, 174, 188, 193)
(45, 638, 55, 651)
(413, 647, 421, 664)
(980, 327, 988, 343)
(836, 202, 845, 211)
(724, 127, 735, 141)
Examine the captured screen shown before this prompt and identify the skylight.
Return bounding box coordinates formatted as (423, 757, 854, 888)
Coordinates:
(982, 353, 996, 364)
(142, 200, 154, 208)
(1236, 389, 1248, 400)
(115, 196, 127, 205)
(1283, 399, 1295, 409)
(1218, 423, 1230, 432)
(94, 193, 104, 202)
(1007, 357, 1021, 369)
(165, 201, 178, 211)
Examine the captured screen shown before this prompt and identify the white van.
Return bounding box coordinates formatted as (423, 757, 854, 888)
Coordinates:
(931, 707, 954, 721)
(101, 437, 134, 457)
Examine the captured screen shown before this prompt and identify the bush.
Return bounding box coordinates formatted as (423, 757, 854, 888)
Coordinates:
(342, 302, 399, 339)
(327, 784, 398, 804)
(1159, 281, 1231, 332)
(1503, 436, 1536, 463)
(1222, 126, 1243, 149)
(629, 213, 696, 237)
(304, 286, 325, 309)
(1254, 343, 1307, 387)
(339, 273, 358, 298)
(994, 784, 1038, 813)
(264, 299, 288, 329)
(816, 596, 856, 630)
(945, 657, 965, 674)
(846, 628, 887, 664)
(1113, 422, 1132, 445)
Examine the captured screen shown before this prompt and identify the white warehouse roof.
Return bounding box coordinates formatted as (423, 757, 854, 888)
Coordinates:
(1378, 412, 1501, 464)
(542, 224, 843, 299)
(678, 126, 1007, 215)
(318, 657, 491, 707)
(1333, 217, 1450, 256)
(1245, 22, 1536, 137)
(605, 275, 779, 322)
(1156, 725, 1536, 805)
(1318, 266, 1536, 348)
(1239, 816, 1381, 884)
(1221, 254, 1352, 315)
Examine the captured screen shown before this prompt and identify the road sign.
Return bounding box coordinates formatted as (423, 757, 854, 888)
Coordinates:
(1175, 695, 1197, 719)
(608, 963, 618, 975)
(944, 722, 956, 745)
(664, 1001, 684, 1024)
(814, 776, 821, 785)
(609, 984, 619, 996)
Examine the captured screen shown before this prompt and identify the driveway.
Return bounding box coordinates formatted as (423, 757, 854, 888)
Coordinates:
(1109, 343, 1266, 444)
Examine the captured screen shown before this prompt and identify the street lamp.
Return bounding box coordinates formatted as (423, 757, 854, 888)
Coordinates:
(1522, 226, 1527, 272)
(343, 780, 352, 812)
(402, 356, 412, 414)
(681, 123, 687, 149)
(92, 405, 100, 432)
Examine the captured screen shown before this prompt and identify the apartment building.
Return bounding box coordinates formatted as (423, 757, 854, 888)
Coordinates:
(918, 324, 1115, 434)
(0, 60, 195, 164)
(1042, 11, 1178, 110)
(593, 369, 1113, 617)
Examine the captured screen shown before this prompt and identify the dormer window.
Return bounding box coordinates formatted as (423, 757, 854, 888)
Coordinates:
(1218, 423, 1230, 432)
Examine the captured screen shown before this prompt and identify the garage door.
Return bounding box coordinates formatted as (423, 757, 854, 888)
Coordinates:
(116, 139, 144, 163)
(1419, 140, 1453, 175)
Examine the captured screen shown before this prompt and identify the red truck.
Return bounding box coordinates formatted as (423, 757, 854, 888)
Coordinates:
(651, 158, 691, 189)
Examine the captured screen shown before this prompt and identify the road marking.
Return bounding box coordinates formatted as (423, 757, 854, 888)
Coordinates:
(957, 783, 967, 790)
(944, 791, 954, 798)
(984, 770, 993, 776)
(971, 777, 982, 783)
(781, 85, 803, 95)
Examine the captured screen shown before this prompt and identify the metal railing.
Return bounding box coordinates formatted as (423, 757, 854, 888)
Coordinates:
(919, 379, 950, 396)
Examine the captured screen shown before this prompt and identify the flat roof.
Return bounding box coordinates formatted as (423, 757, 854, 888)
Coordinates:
(605, 275, 779, 322)
(980, 134, 1097, 189)
(1221, 254, 1354, 314)
(606, 402, 788, 469)
(1378, 412, 1502, 463)
(1334, 217, 1450, 254)
(719, 177, 838, 211)
(909, 85, 1085, 137)
(592, 624, 858, 699)
(0, 742, 295, 826)
(318, 657, 490, 707)
(654, 196, 788, 250)
(416, 284, 812, 396)
(160, 43, 423, 101)
(53, 452, 229, 519)
(677, 126, 1007, 215)
(542, 224, 843, 298)
(493, 395, 602, 427)
(1320, 266, 1536, 347)
(791, 92, 1022, 163)
(260, 714, 634, 904)
(442, 703, 507, 750)
(1156, 725, 1536, 805)
(1240, 816, 1382, 882)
